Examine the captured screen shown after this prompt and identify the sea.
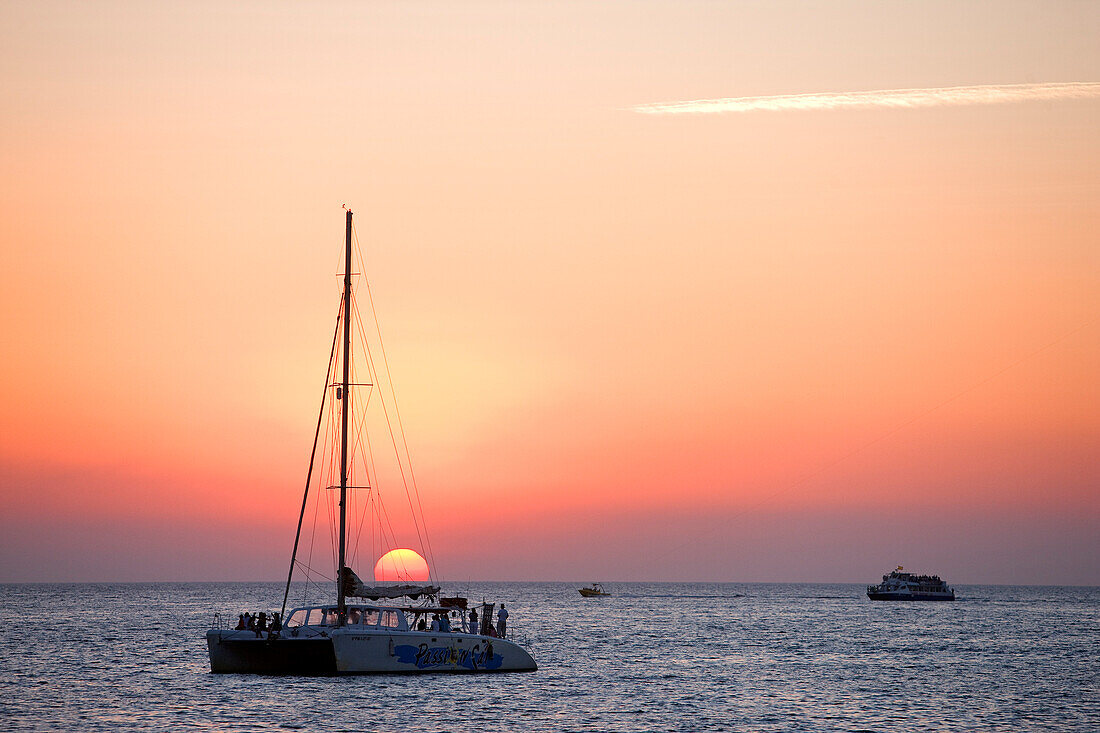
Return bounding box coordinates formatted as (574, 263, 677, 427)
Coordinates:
(0, 582, 1097, 732)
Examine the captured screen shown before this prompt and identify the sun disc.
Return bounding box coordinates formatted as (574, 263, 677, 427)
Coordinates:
(374, 548, 430, 582)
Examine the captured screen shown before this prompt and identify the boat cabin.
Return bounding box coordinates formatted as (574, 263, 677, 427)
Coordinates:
(284, 604, 482, 634)
(286, 605, 408, 631)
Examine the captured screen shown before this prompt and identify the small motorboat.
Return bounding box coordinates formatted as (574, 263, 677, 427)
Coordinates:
(578, 583, 609, 597)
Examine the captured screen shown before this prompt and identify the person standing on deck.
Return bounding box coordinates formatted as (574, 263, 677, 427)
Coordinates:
(469, 608, 479, 635)
(497, 605, 508, 637)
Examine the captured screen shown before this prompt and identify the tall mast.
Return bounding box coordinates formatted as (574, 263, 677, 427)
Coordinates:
(338, 209, 353, 620)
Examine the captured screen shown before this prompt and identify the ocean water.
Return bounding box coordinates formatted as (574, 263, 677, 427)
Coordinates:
(0, 582, 1097, 732)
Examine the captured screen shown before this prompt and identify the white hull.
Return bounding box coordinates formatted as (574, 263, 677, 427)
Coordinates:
(207, 628, 536, 674)
(333, 628, 535, 673)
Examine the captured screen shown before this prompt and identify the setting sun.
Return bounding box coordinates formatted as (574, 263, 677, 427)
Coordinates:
(374, 548, 430, 582)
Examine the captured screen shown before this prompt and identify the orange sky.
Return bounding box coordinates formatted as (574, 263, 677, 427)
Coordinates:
(1, 1, 1098, 583)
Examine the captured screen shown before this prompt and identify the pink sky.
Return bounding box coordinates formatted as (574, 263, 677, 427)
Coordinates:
(1, 1, 1098, 584)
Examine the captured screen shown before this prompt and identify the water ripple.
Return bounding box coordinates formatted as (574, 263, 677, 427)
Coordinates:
(0, 582, 1097, 731)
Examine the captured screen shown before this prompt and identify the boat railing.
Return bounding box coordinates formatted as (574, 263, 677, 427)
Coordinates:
(501, 619, 532, 648)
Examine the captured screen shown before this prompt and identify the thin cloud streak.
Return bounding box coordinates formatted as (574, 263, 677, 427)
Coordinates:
(634, 82, 1100, 115)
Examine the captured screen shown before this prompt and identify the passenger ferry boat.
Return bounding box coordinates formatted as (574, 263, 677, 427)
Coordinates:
(867, 566, 955, 601)
(206, 210, 536, 674)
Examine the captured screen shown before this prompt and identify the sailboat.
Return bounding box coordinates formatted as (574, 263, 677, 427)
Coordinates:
(206, 210, 537, 674)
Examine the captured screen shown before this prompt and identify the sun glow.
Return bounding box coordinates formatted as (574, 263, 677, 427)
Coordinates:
(374, 548, 430, 582)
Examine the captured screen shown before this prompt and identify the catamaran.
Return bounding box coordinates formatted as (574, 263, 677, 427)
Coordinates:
(206, 210, 537, 674)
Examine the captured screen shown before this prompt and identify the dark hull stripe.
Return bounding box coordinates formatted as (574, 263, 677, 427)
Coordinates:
(208, 637, 337, 675)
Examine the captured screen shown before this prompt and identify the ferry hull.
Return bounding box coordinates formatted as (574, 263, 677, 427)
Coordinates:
(207, 629, 536, 675)
(867, 592, 955, 601)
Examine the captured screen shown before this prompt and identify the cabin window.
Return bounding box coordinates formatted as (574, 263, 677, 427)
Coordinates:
(380, 611, 401, 629)
(286, 609, 308, 628)
(359, 609, 380, 626)
(301, 608, 328, 626)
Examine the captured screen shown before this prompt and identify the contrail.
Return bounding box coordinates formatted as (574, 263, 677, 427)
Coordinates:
(633, 82, 1100, 115)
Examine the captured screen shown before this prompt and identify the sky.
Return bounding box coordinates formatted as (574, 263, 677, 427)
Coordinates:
(1, 0, 1098, 585)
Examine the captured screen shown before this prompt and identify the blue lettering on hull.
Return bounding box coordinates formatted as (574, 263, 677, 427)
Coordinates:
(394, 642, 503, 670)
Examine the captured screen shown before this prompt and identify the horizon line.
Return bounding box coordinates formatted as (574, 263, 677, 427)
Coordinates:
(2, 579, 1096, 588)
